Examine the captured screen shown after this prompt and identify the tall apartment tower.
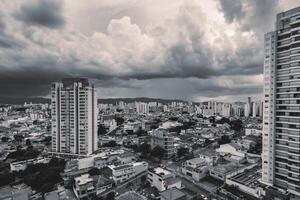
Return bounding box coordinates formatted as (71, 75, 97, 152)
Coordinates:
(262, 7, 300, 198)
(51, 78, 98, 155)
(245, 97, 252, 117)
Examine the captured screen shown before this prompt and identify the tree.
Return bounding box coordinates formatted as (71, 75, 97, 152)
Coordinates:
(26, 139, 31, 146)
(151, 146, 166, 160)
(141, 175, 147, 183)
(42, 136, 51, 145)
(98, 124, 108, 135)
(116, 108, 123, 113)
(1, 136, 9, 142)
(115, 117, 124, 125)
(218, 135, 231, 145)
(136, 143, 151, 158)
(168, 126, 183, 133)
(14, 134, 24, 142)
(229, 119, 243, 132)
(168, 117, 178, 121)
(88, 168, 101, 176)
(217, 117, 230, 124)
(204, 139, 211, 146)
(177, 147, 189, 158)
(135, 127, 146, 136)
(209, 116, 215, 123)
(106, 192, 115, 200)
(6, 148, 40, 161)
(23, 158, 66, 193)
(102, 140, 117, 147)
(0, 170, 15, 187)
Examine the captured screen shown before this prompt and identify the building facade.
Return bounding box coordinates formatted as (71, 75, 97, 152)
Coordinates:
(108, 161, 148, 184)
(150, 128, 175, 159)
(148, 167, 181, 192)
(262, 7, 300, 197)
(181, 157, 209, 181)
(51, 78, 98, 155)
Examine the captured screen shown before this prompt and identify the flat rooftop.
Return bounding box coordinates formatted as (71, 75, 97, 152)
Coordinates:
(160, 188, 185, 200)
(186, 157, 205, 165)
(149, 167, 171, 176)
(228, 166, 261, 189)
(111, 164, 133, 171)
(75, 174, 93, 185)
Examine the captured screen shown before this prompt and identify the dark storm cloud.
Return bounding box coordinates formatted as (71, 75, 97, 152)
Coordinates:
(219, 0, 244, 23)
(218, 0, 279, 33)
(216, 46, 263, 76)
(15, 0, 65, 29)
(247, 0, 279, 32)
(0, 53, 114, 97)
(193, 81, 262, 97)
(0, 0, 285, 99)
(0, 17, 23, 49)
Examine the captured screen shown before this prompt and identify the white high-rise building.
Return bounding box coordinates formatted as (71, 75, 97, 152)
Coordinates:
(262, 7, 300, 198)
(221, 103, 232, 117)
(252, 101, 262, 118)
(51, 78, 98, 155)
(135, 102, 149, 114)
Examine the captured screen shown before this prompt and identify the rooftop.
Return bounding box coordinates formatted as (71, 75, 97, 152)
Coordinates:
(149, 167, 171, 177)
(164, 177, 181, 185)
(74, 174, 93, 185)
(228, 166, 261, 189)
(116, 191, 147, 200)
(160, 188, 186, 200)
(186, 157, 205, 165)
(112, 164, 133, 171)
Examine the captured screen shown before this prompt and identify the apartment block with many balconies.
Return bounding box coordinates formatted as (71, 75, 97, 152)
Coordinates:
(262, 6, 300, 199)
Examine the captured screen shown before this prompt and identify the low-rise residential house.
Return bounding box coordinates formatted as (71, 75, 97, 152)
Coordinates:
(116, 152, 136, 165)
(197, 148, 217, 165)
(245, 127, 262, 136)
(182, 157, 209, 181)
(148, 167, 182, 192)
(103, 119, 117, 132)
(142, 120, 159, 132)
(236, 136, 257, 150)
(109, 161, 148, 184)
(95, 176, 114, 195)
(209, 162, 240, 181)
(62, 150, 126, 184)
(216, 143, 246, 158)
(124, 121, 142, 133)
(73, 174, 96, 200)
(10, 157, 51, 172)
(44, 186, 76, 200)
(0, 184, 32, 200)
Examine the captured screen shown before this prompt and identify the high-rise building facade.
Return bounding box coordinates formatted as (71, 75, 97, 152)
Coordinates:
(135, 102, 149, 114)
(262, 7, 300, 198)
(51, 78, 98, 155)
(245, 97, 252, 117)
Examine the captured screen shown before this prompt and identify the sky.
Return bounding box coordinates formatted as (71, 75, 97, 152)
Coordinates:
(0, 0, 300, 102)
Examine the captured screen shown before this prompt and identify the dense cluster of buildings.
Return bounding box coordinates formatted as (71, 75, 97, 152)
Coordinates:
(2, 5, 300, 200)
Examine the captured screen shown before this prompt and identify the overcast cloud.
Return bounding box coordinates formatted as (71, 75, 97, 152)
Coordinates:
(0, 0, 299, 101)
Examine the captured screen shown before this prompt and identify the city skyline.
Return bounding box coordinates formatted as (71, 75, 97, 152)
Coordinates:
(0, 0, 300, 102)
(2, 2, 300, 200)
